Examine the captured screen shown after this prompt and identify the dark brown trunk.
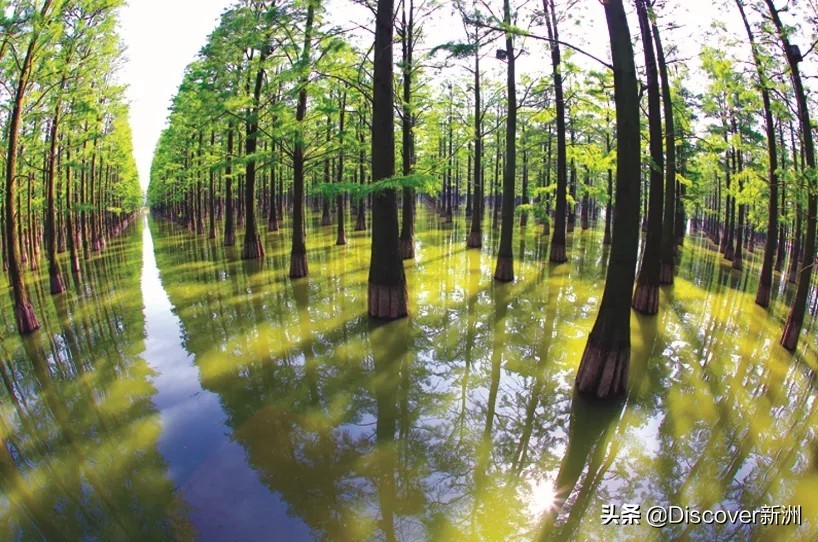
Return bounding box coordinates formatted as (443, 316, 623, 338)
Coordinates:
(224, 122, 236, 246)
(494, 0, 516, 283)
(765, 0, 818, 350)
(577, 0, 640, 399)
(242, 47, 267, 260)
(652, 19, 676, 285)
(399, 0, 415, 259)
(369, 0, 408, 318)
(631, 0, 664, 315)
(543, 0, 567, 262)
(290, 2, 316, 278)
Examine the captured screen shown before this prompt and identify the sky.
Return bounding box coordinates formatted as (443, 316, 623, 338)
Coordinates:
(118, 0, 232, 191)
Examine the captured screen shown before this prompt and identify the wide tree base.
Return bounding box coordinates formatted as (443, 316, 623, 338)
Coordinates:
(576, 341, 629, 399)
(368, 282, 408, 319)
(268, 218, 280, 232)
(755, 283, 771, 308)
(242, 235, 265, 260)
(659, 262, 674, 285)
(321, 214, 333, 226)
(289, 253, 309, 278)
(603, 230, 611, 245)
(494, 257, 514, 283)
(549, 242, 567, 263)
(224, 231, 236, 246)
(724, 246, 734, 261)
(209, 227, 217, 239)
(632, 282, 659, 315)
(15, 301, 40, 334)
(543, 221, 550, 236)
(466, 231, 482, 248)
(336, 233, 347, 246)
(732, 254, 742, 271)
(781, 315, 802, 351)
(355, 215, 366, 231)
(400, 239, 414, 259)
(50, 269, 66, 295)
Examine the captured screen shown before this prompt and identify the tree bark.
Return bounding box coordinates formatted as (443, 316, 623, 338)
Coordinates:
(576, 0, 641, 399)
(369, 0, 408, 318)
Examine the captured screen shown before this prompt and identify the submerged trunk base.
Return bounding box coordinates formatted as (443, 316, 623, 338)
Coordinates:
(466, 231, 482, 248)
(576, 342, 629, 399)
(224, 231, 236, 247)
(355, 213, 366, 232)
(289, 253, 308, 279)
(15, 301, 40, 335)
(242, 234, 265, 260)
(550, 242, 567, 263)
(399, 238, 414, 259)
(494, 257, 514, 283)
(368, 283, 408, 319)
(632, 282, 659, 315)
(732, 254, 743, 271)
(543, 221, 550, 237)
(755, 283, 771, 308)
(268, 217, 280, 232)
(781, 315, 802, 351)
(49, 269, 66, 295)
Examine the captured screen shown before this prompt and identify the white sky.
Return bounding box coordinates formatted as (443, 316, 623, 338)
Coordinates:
(118, 0, 232, 191)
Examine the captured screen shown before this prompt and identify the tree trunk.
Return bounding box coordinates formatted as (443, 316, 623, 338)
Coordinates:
(652, 18, 676, 285)
(290, 2, 317, 277)
(765, 0, 818, 350)
(467, 42, 483, 248)
(224, 122, 236, 246)
(631, 0, 664, 315)
(576, 0, 640, 399)
(242, 48, 267, 260)
(399, 0, 415, 259)
(494, 0, 516, 283)
(544, 0, 568, 263)
(369, 0, 408, 318)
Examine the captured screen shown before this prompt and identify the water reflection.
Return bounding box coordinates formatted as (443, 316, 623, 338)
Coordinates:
(1, 211, 816, 540)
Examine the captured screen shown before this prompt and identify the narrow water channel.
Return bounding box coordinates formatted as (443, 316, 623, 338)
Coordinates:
(140, 215, 309, 541)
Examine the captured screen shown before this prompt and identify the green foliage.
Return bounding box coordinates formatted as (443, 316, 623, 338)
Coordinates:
(310, 173, 439, 201)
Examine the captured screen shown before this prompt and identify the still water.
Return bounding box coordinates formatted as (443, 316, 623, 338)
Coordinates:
(0, 209, 816, 541)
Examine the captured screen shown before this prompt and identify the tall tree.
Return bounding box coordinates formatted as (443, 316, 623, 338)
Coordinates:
(575, 0, 641, 399)
(493, 0, 517, 282)
(3, 0, 60, 333)
(289, 0, 319, 278)
(369, 0, 408, 318)
(764, 0, 817, 351)
(544, 0, 569, 263)
(631, 0, 664, 315)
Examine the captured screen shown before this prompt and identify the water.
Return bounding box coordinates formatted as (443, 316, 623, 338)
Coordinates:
(0, 208, 816, 541)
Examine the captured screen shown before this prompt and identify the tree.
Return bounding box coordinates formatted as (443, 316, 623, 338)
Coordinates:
(493, 0, 517, 282)
(764, 0, 817, 351)
(544, 0, 569, 263)
(575, 0, 641, 399)
(368, 0, 408, 318)
(630, 0, 664, 315)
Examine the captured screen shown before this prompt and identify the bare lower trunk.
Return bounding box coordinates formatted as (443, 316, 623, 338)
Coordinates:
(368, 283, 408, 320)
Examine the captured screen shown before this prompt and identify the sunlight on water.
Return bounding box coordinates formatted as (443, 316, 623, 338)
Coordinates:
(0, 208, 816, 541)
